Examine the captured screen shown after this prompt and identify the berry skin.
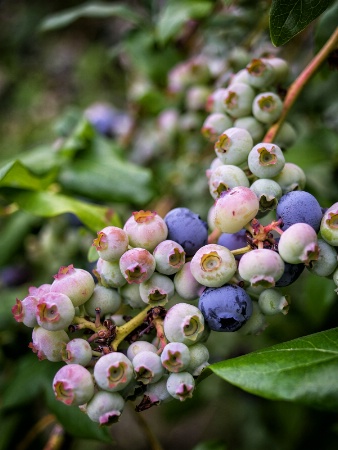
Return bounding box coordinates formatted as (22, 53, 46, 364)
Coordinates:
(93, 352, 134, 392)
(198, 284, 253, 332)
(161, 342, 191, 373)
(139, 272, 175, 306)
(153, 240, 186, 275)
(51, 264, 95, 307)
(307, 238, 337, 277)
(214, 127, 253, 165)
(53, 364, 95, 406)
(94, 258, 127, 289)
(173, 261, 205, 301)
(272, 162, 306, 193)
(132, 351, 164, 384)
(246, 58, 276, 88)
(222, 82, 256, 118)
(320, 202, 338, 246)
(190, 244, 237, 287)
(201, 112, 233, 142)
(144, 374, 172, 405)
(252, 92, 283, 124)
(12, 295, 39, 328)
(93, 226, 129, 262)
(275, 261, 305, 287)
(36, 292, 75, 332)
(208, 164, 249, 199)
(274, 122, 297, 149)
(163, 303, 205, 346)
(61, 338, 93, 366)
(248, 143, 285, 178)
(186, 343, 209, 376)
(29, 326, 69, 362)
(164, 207, 208, 257)
(276, 190, 323, 232)
(84, 285, 121, 318)
(119, 248, 156, 284)
(86, 391, 125, 425)
(127, 341, 158, 362)
(166, 372, 195, 401)
(238, 249, 285, 288)
(119, 282, 145, 309)
(258, 289, 290, 315)
(233, 116, 265, 143)
(217, 229, 247, 251)
(214, 186, 260, 233)
(237, 301, 268, 335)
(123, 210, 168, 252)
(278, 223, 319, 265)
(250, 178, 283, 212)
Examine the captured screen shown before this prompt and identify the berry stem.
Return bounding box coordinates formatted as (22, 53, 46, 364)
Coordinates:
(263, 26, 338, 143)
(208, 227, 222, 244)
(153, 317, 168, 354)
(72, 316, 106, 333)
(231, 245, 252, 255)
(111, 305, 153, 351)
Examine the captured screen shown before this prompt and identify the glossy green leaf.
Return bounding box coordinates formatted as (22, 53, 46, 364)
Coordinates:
(208, 327, 338, 411)
(0, 160, 56, 190)
(44, 386, 113, 444)
(156, 0, 213, 44)
(269, 0, 333, 46)
(9, 191, 120, 232)
(39, 2, 142, 32)
(58, 158, 154, 205)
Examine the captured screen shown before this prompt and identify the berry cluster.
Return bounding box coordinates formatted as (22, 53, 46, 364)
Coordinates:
(11, 55, 338, 426)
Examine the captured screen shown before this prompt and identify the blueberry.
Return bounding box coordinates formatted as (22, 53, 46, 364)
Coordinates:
(164, 207, 208, 257)
(275, 261, 305, 287)
(198, 284, 253, 332)
(217, 229, 248, 255)
(276, 190, 323, 232)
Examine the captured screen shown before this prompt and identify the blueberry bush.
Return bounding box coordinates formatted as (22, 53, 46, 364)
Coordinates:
(1, 1, 338, 449)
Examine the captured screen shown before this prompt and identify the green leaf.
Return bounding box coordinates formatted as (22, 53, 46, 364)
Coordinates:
(9, 191, 120, 232)
(156, 0, 213, 44)
(58, 158, 154, 205)
(269, 0, 334, 46)
(208, 327, 338, 411)
(39, 2, 142, 32)
(0, 413, 21, 450)
(0, 160, 56, 190)
(44, 385, 112, 444)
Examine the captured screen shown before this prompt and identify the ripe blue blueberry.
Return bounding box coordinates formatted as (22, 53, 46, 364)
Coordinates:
(198, 284, 253, 332)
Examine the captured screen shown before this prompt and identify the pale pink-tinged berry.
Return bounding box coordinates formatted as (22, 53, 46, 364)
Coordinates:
(36, 292, 75, 331)
(163, 303, 205, 346)
(61, 338, 93, 366)
(94, 258, 126, 288)
(12, 296, 39, 328)
(84, 285, 121, 318)
(320, 202, 338, 246)
(153, 239, 186, 275)
(93, 226, 129, 262)
(174, 262, 205, 301)
(123, 210, 168, 251)
(161, 342, 191, 373)
(139, 272, 175, 306)
(93, 352, 134, 392)
(119, 248, 155, 284)
(53, 364, 94, 406)
(29, 326, 69, 361)
(238, 249, 285, 288)
(51, 264, 95, 307)
(86, 391, 125, 425)
(278, 223, 319, 265)
(166, 372, 195, 401)
(132, 351, 164, 384)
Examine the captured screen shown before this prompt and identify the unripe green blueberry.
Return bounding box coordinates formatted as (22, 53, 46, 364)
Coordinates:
(51, 264, 95, 307)
(214, 127, 253, 165)
(214, 186, 260, 233)
(185, 85, 211, 111)
(320, 203, 338, 246)
(190, 244, 237, 287)
(153, 240, 186, 275)
(228, 68, 251, 85)
(53, 364, 94, 406)
(237, 301, 268, 335)
(36, 292, 75, 332)
(186, 343, 209, 376)
(139, 272, 175, 306)
(132, 351, 164, 384)
(272, 162, 306, 193)
(127, 341, 158, 362)
(258, 289, 290, 315)
(123, 210, 168, 252)
(246, 58, 276, 88)
(119, 248, 156, 284)
(201, 112, 233, 142)
(86, 391, 125, 425)
(233, 116, 266, 143)
(173, 262, 205, 301)
(274, 121, 297, 148)
(94, 352, 134, 392)
(166, 371, 195, 401)
(250, 178, 283, 212)
(238, 249, 285, 288)
(161, 342, 191, 373)
(119, 282, 145, 309)
(206, 157, 224, 180)
(307, 239, 337, 277)
(278, 223, 319, 265)
(208, 164, 250, 199)
(145, 374, 172, 404)
(29, 326, 69, 361)
(222, 82, 256, 118)
(261, 57, 289, 83)
(252, 92, 283, 124)
(92, 226, 129, 262)
(248, 143, 285, 178)
(84, 285, 121, 318)
(12, 295, 39, 328)
(206, 88, 229, 113)
(163, 303, 205, 346)
(61, 338, 93, 366)
(94, 258, 127, 288)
